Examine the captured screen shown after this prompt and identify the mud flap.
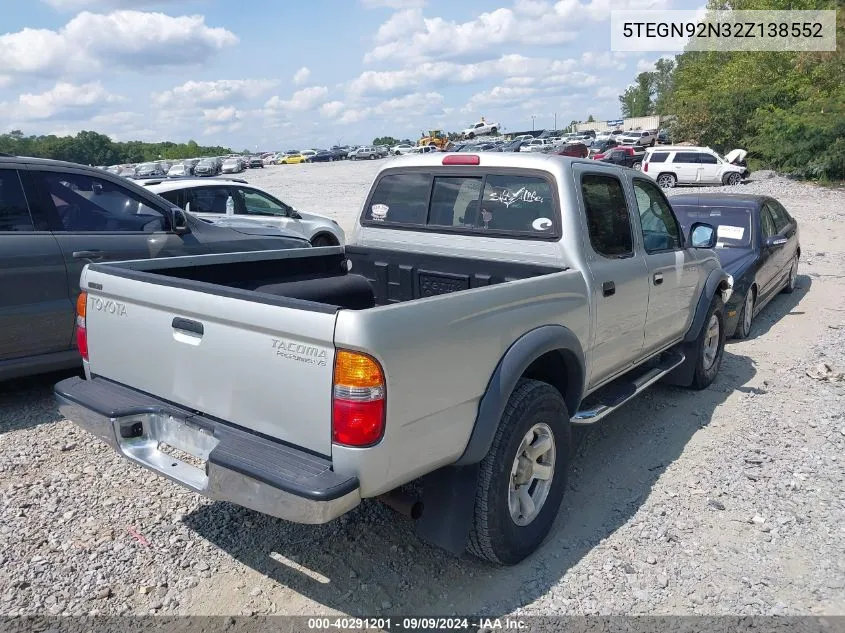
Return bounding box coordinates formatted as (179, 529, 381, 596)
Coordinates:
(662, 340, 697, 387)
(415, 464, 479, 555)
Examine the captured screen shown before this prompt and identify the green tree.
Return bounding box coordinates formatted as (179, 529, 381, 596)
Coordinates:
(0, 130, 233, 166)
(586, 114, 595, 122)
(373, 136, 399, 147)
(619, 72, 654, 117)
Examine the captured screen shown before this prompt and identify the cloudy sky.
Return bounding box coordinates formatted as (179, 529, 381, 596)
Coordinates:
(0, 0, 699, 149)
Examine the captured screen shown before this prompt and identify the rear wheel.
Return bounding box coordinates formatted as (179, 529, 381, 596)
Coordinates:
(657, 173, 676, 189)
(467, 132, 475, 139)
(491, 127, 498, 135)
(782, 256, 798, 294)
(467, 379, 570, 565)
(735, 286, 755, 339)
(633, 161, 642, 171)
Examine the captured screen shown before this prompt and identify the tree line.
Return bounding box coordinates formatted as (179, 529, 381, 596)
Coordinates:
(618, 0, 843, 180)
(0, 130, 233, 166)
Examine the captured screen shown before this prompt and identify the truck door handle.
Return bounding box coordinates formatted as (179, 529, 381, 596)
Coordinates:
(172, 317, 204, 336)
(653, 273, 664, 285)
(72, 250, 105, 260)
(602, 281, 615, 297)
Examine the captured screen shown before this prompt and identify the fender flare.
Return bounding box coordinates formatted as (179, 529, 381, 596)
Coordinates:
(453, 325, 585, 467)
(684, 269, 733, 343)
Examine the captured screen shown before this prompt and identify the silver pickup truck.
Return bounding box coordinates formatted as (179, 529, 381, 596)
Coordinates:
(56, 153, 733, 565)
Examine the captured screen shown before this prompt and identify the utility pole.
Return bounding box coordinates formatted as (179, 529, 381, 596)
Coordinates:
(554, 113, 557, 130)
(531, 115, 536, 131)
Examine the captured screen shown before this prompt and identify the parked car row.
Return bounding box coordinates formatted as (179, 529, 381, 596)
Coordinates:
(99, 154, 267, 180)
(54, 150, 800, 571)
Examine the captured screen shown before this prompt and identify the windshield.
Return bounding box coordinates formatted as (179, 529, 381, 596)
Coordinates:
(674, 206, 753, 248)
(138, 163, 156, 170)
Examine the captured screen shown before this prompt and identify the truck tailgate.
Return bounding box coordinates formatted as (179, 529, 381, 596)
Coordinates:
(82, 268, 337, 456)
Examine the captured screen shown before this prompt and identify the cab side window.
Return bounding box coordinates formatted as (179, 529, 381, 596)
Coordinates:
(581, 174, 633, 258)
(633, 178, 682, 252)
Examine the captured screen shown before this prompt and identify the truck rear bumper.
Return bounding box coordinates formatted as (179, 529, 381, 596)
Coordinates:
(54, 376, 360, 524)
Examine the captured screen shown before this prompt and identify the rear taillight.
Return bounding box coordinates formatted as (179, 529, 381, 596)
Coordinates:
(75, 291, 88, 360)
(643, 161, 648, 172)
(332, 350, 385, 447)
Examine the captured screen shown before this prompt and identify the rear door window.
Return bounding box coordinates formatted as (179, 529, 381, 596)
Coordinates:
(672, 152, 701, 164)
(581, 174, 634, 258)
(0, 169, 35, 232)
(647, 152, 669, 163)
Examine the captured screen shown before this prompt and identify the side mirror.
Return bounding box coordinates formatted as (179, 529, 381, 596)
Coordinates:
(289, 209, 302, 219)
(171, 208, 190, 235)
(689, 222, 717, 248)
(184, 201, 191, 213)
(765, 236, 788, 249)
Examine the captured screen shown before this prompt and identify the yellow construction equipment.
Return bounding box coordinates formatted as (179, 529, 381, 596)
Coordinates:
(418, 130, 449, 150)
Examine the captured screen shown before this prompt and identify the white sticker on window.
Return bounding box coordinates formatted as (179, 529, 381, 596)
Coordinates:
(717, 225, 745, 240)
(532, 217, 553, 231)
(370, 204, 389, 221)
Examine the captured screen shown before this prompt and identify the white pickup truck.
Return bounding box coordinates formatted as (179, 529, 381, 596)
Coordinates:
(462, 120, 500, 139)
(56, 152, 732, 565)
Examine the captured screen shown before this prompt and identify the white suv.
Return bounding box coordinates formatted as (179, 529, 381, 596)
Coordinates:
(142, 178, 345, 246)
(642, 146, 746, 188)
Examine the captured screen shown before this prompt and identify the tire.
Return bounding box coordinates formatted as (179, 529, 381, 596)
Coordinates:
(467, 379, 570, 565)
(782, 256, 798, 294)
(657, 173, 676, 189)
(689, 298, 726, 390)
(734, 286, 755, 339)
(491, 127, 498, 135)
(633, 161, 642, 171)
(369, 154, 376, 160)
(723, 172, 741, 186)
(650, 139, 656, 146)
(310, 235, 335, 247)
(467, 132, 475, 139)
(395, 151, 401, 156)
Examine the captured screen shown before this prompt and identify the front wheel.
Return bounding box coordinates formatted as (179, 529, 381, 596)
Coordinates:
(310, 235, 334, 247)
(633, 161, 642, 171)
(490, 127, 498, 135)
(782, 256, 798, 294)
(657, 173, 676, 189)
(723, 172, 741, 186)
(467, 379, 570, 565)
(689, 298, 726, 390)
(369, 154, 376, 160)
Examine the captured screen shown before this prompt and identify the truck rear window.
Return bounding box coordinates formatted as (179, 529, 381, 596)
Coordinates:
(364, 171, 558, 239)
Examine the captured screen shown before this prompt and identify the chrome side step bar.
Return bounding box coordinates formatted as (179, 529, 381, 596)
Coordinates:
(572, 352, 686, 425)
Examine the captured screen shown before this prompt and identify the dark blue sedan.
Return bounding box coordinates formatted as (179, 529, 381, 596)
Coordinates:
(671, 194, 801, 339)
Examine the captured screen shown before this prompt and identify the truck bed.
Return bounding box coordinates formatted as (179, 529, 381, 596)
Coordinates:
(95, 246, 566, 311)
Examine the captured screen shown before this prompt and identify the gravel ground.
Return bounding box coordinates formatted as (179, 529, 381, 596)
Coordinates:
(1, 160, 844, 618)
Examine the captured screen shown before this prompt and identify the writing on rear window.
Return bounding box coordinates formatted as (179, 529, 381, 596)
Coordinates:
(364, 171, 558, 239)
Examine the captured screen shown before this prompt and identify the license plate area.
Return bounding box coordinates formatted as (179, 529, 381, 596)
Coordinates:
(113, 412, 219, 492)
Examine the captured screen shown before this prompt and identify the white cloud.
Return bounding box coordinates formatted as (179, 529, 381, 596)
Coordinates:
(364, 5, 578, 64)
(292, 67, 311, 85)
(595, 86, 619, 99)
(337, 91, 444, 125)
(635, 54, 674, 72)
(360, 0, 426, 8)
(152, 79, 278, 106)
(0, 10, 237, 81)
(3, 81, 122, 120)
(264, 86, 329, 113)
(464, 86, 539, 111)
(42, 0, 180, 8)
(348, 54, 588, 98)
(202, 106, 241, 123)
(320, 101, 345, 118)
